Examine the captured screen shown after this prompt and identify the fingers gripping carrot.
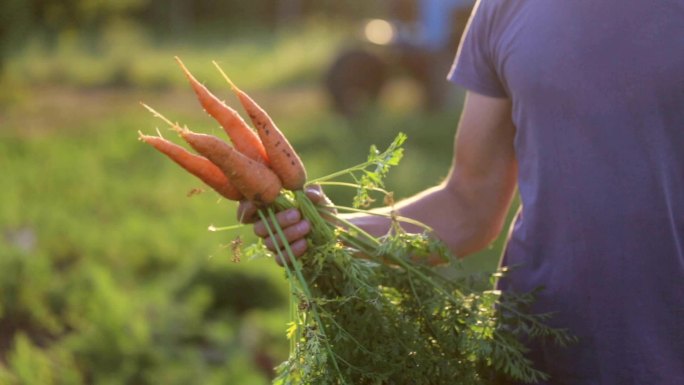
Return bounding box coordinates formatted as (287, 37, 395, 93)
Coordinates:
(139, 133, 243, 200)
(175, 57, 269, 165)
(178, 128, 282, 205)
(214, 63, 307, 191)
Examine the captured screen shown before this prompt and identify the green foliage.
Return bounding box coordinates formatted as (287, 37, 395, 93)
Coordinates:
(0, 22, 515, 383)
(0, 0, 378, 82)
(0, 94, 290, 383)
(0, 0, 145, 75)
(254, 137, 573, 384)
(311, 132, 406, 208)
(4, 21, 344, 90)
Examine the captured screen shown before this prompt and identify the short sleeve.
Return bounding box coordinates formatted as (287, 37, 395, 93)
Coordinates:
(447, 0, 508, 98)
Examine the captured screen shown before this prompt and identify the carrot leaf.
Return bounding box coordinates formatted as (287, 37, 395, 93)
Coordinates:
(141, 62, 575, 384)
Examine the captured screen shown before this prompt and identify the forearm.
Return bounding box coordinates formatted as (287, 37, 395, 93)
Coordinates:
(246, 91, 518, 262)
(345, 92, 518, 263)
(344, 173, 516, 262)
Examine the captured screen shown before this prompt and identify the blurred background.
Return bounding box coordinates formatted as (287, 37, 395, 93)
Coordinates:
(0, 0, 516, 383)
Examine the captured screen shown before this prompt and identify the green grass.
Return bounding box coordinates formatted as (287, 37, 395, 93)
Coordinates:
(0, 88, 292, 384)
(4, 20, 349, 91)
(0, 21, 514, 384)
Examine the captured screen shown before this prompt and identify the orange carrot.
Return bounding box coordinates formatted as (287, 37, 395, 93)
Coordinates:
(175, 56, 269, 165)
(139, 132, 243, 201)
(214, 62, 307, 191)
(177, 128, 282, 204)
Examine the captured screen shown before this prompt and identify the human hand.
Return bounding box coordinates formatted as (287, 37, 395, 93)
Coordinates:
(237, 185, 334, 264)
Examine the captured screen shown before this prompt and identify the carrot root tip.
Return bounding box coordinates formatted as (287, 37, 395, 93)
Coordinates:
(212, 61, 238, 91)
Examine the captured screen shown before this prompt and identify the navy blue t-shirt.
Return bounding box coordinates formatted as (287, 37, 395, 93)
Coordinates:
(449, 1, 684, 384)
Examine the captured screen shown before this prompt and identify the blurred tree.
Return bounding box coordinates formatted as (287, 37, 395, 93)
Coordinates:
(0, 0, 387, 69)
(0, 0, 146, 76)
(138, 0, 385, 35)
(0, 0, 32, 76)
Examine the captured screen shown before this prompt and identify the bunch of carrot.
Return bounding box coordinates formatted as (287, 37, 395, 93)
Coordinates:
(140, 59, 574, 385)
(139, 57, 306, 206)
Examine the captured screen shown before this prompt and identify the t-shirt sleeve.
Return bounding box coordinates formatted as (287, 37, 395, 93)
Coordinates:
(447, 0, 508, 98)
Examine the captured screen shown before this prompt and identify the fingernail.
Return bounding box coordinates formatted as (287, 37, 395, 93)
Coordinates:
(307, 187, 321, 197)
(285, 209, 299, 222)
(298, 219, 311, 234)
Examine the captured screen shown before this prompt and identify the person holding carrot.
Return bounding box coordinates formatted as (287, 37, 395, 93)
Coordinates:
(240, 1, 684, 384)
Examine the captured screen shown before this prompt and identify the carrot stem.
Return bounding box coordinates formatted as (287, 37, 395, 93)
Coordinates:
(262, 208, 347, 384)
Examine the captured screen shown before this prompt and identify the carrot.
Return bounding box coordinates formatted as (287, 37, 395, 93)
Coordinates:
(213, 62, 307, 191)
(138, 132, 243, 201)
(177, 127, 282, 205)
(175, 56, 269, 165)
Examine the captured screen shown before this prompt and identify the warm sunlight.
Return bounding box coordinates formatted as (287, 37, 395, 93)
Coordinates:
(364, 18, 395, 45)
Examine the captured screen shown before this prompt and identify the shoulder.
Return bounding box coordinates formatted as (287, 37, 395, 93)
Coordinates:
(462, 0, 530, 50)
(469, 0, 526, 28)
(449, 0, 531, 96)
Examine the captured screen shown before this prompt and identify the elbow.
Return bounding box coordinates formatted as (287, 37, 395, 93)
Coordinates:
(439, 183, 510, 258)
(453, 217, 505, 258)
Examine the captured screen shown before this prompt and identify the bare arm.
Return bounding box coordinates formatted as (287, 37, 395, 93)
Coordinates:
(349, 91, 518, 260)
(241, 91, 518, 263)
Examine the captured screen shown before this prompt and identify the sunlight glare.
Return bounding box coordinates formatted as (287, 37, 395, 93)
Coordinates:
(364, 19, 395, 45)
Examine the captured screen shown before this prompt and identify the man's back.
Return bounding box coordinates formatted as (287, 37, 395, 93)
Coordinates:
(450, 1, 684, 383)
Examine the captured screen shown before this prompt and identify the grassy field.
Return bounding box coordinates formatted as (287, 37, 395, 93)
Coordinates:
(0, 22, 514, 384)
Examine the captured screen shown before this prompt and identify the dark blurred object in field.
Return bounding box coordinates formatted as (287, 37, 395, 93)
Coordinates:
(325, 0, 475, 117)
